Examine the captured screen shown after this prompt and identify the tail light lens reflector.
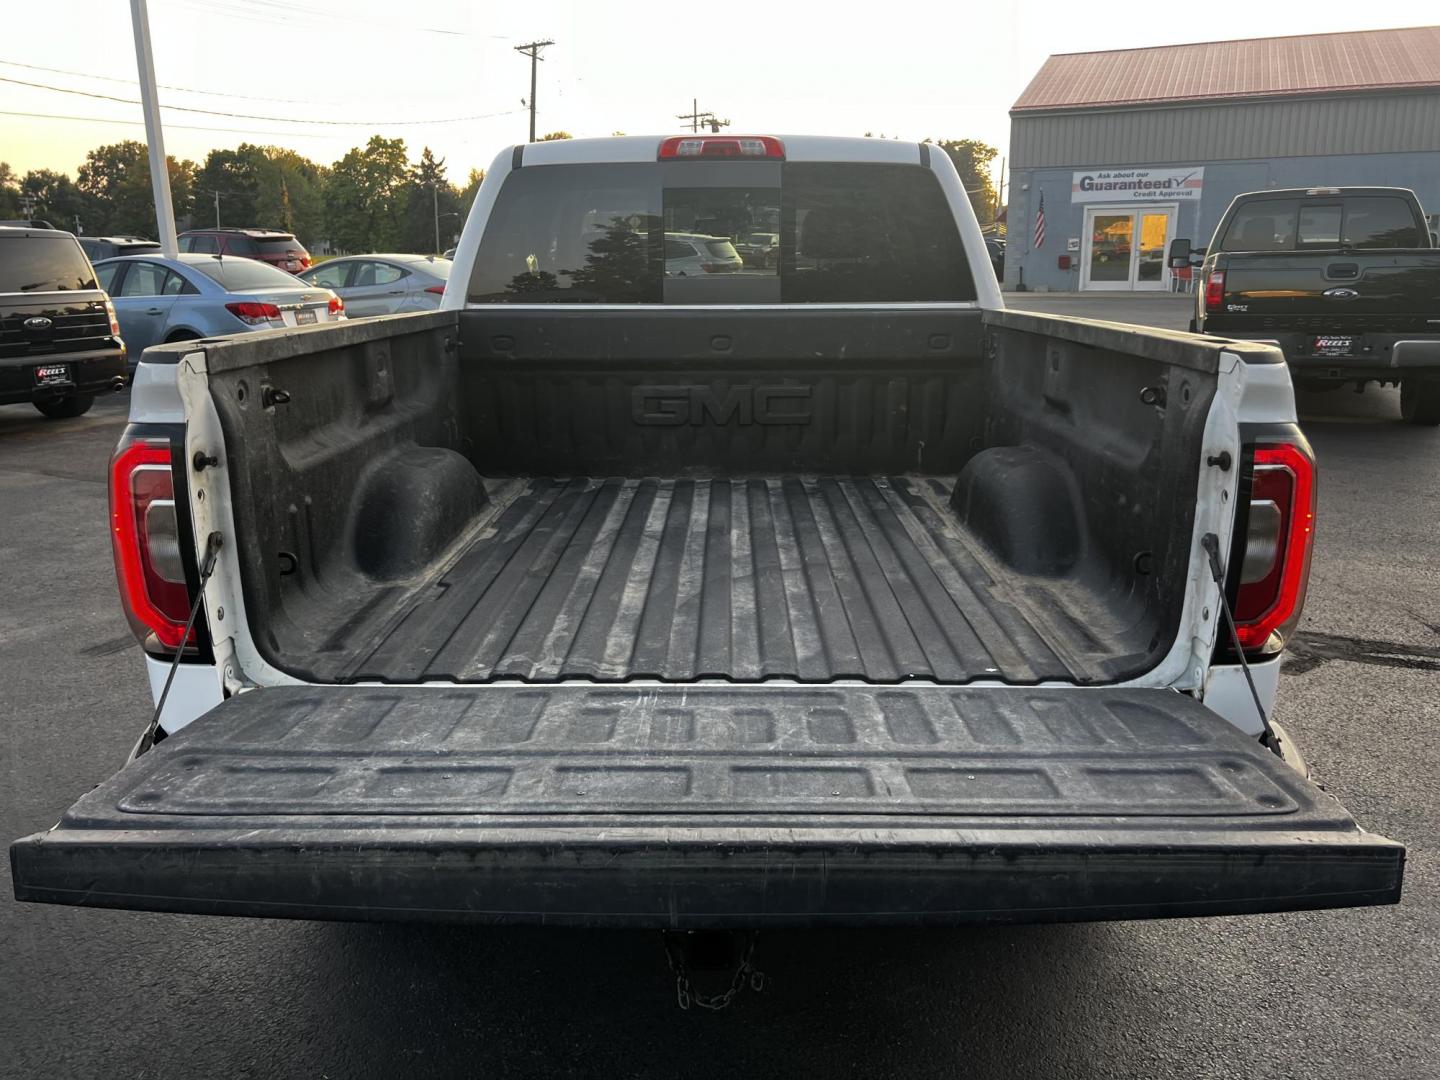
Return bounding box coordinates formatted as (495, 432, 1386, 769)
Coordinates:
(110, 439, 194, 650)
(1234, 444, 1315, 650)
(225, 301, 282, 325)
(1205, 270, 1226, 312)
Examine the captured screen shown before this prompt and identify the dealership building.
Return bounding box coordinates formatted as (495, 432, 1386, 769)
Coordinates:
(1004, 26, 1440, 292)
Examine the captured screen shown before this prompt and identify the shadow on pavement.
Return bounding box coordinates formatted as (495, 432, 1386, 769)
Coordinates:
(304, 920, 1143, 1077)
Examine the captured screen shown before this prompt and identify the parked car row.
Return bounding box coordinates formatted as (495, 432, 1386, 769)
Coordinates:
(2, 219, 458, 420)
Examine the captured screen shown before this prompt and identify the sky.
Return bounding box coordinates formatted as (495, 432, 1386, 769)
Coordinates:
(2, 0, 1437, 193)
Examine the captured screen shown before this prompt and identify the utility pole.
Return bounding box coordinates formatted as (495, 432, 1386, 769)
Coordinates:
(994, 156, 1006, 226)
(130, 0, 177, 255)
(678, 98, 702, 133)
(677, 100, 729, 134)
(514, 40, 554, 143)
(214, 189, 221, 229)
(432, 182, 440, 255)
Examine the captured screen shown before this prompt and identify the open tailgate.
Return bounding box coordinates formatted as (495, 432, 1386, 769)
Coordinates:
(11, 685, 1403, 927)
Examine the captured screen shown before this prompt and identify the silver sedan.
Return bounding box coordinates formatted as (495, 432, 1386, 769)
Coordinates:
(297, 254, 452, 316)
(94, 253, 344, 364)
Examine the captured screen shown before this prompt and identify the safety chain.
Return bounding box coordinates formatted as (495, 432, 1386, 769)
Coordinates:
(662, 931, 766, 1011)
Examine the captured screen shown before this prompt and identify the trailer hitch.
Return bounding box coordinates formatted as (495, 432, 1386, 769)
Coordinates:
(661, 930, 766, 1011)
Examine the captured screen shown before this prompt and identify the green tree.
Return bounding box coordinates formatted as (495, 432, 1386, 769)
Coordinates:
(458, 167, 485, 222)
(195, 145, 262, 227)
(325, 136, 410, 253)
(925, 138, 999, 225)
(0, 163, 19, 218)
(253, 147, 327, 246)
(398, 147, 461, 253)
(539, 131, 573, 141)
(20, 169, 86, 233)
(76, 141, 196, 237)
(195, 145, 325, 244)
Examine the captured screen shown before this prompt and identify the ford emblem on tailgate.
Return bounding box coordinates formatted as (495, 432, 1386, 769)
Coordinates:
(23, 316, 53, 330)
(1322, 287, 1359, 299)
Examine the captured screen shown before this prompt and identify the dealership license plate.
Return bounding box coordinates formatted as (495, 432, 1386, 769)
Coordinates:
(33, 364, 72, 386)
(1313, 336, 1355, 357)
(295, 308, 317, 325)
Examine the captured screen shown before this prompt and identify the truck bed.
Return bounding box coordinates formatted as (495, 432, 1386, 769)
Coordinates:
(336, 474, 1110, 685)
(202, 308, 1221, 689)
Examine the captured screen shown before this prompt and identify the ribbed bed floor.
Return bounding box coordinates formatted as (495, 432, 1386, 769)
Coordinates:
(334, 476, 1115, 685)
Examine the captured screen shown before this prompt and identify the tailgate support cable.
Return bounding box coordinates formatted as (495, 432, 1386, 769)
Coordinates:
(1201, 533, 1281, 755)
(138, 531, 224, 756)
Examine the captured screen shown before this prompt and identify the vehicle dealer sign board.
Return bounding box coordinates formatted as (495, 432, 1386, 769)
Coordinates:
(1071, 167, 1204, 202)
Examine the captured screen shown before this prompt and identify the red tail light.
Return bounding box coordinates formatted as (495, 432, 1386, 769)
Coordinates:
(225, 301, 282, 325)
(659, 136, 785, 159)
(328, 295, 345, 316)
(1204, 269, 1226, 313)
(1234, 443, 1315, 650)
(424, 285, 446, 295)
(110, 439, 194, 650)
(104, 297, 121, 336)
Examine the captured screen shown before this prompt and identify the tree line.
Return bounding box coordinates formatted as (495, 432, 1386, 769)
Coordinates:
(2, 130, 997, 251)
(0, 135, 512, 254)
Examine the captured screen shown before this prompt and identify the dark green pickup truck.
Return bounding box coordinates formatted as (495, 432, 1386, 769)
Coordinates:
(1174, 186, 1440, 424)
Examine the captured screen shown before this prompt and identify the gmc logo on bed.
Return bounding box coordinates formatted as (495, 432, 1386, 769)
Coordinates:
(631, 385, 812, 426)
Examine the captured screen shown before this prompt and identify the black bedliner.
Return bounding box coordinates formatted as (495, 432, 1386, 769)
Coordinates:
(336, 474, 1129, 685)
(11, 685, 1404, 926)
(200, 307, 1229, 689)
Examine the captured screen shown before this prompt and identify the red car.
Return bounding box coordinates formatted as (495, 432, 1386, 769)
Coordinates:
(178, 228, 311, 273)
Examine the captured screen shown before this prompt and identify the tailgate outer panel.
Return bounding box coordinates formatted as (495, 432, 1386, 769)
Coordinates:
(11, 685, 1403, 926)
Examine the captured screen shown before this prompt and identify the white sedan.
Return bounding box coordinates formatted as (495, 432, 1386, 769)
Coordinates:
(297, 254, 451, 316)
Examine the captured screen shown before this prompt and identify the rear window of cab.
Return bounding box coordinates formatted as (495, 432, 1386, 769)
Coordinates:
(0, 233, 98, 293)
(1220, 196, 1424, 251)
(467, 161, 977, 304)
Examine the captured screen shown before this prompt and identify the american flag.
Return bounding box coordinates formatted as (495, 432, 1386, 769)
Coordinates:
(1032, 190, 1046, 249)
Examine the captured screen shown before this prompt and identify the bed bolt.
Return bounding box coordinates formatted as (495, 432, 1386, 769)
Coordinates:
(1207, 451, 1233, 471)
(193, 450, 219, 472)
(262, 386, 291, 408)
(1139, 384, 1166, 407)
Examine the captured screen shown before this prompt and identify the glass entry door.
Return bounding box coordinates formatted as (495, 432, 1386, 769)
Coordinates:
(1085, 213, 1134, 289)
(1082, 206, 1176, 290)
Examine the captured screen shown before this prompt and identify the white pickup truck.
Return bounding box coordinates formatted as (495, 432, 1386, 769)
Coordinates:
(11, 135, 1403, 928)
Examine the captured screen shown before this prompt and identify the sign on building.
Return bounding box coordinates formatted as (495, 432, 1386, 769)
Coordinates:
(1071, 167, 1204, 203)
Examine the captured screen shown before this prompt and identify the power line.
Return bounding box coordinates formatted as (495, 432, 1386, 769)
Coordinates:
(0, 73, 523, 128)
(514, 40, 554, 143)
(172, 0, 511, 39)
(0, 57, 328, 106)
(0, 108, 522, 143)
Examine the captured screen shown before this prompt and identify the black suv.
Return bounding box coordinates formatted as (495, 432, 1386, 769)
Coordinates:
(0, 227, 126, 419)
(78, 235, 161, 262)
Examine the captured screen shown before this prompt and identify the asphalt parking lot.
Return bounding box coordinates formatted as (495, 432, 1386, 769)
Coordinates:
(3, 297, 1438, 1079)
